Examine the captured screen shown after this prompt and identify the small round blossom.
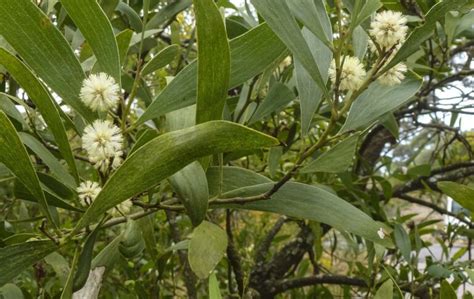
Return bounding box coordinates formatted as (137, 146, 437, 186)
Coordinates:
(111, 200, 133, 217)
(377, 228, 386, 239)
(77, 181, 102, 206)
(369, 11, 408, 50)
(328, 56, 366, 92)
(80, 73, 120, 112)
(82, 120, 124, 171)
(378, 63, 407, 86)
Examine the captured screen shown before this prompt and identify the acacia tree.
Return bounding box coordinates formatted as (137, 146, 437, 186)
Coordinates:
(0, 0, 473, 298)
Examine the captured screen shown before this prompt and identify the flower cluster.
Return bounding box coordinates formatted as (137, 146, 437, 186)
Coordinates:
(369, 10, 408, 51)
(82, 120, 124, 172)
(330, 10, 409, 90)
(80, 73, 120, 112)
(329, 56, 366, 92)
(76, 181, 132, 215)
(77, 181, 101, 206)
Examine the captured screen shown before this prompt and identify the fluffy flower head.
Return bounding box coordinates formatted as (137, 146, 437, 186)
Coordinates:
(328, 56, 366, 92)
(378, 63, 407, 86)
(82, 120, 123, 171)
(80, 73, 120, 112)
(369, 10, 408, 50)
(77, 181, 102, 206)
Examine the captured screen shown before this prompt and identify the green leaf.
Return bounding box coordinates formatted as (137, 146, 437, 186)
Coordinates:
(440, 280, 457, 299)
(62, 0, 121, 83)
(438, 181, 474, 212)
(116, 29, 134, 66)
(207, 166, 271, 197)
(209, 273, 223, 299)
(0, 283, 24, 299)
(74, 121, 279, 231)
(0, 0, 93, 121)
(0, 112, 55, 226)
(394, 224, 411, 261)
(296, 28, 332, 135)
(382, 0, 469, 71)
(92, 234, 122, 269)
(44, 252, 70, 285)
(141, 44, 180, 76)
(170, 162, 209, 227)
(73, 223, 101, 291)
(0, 48, 79, 183)
(188, 221, 228, 279)
(145, 0, 192, 30)
(194, 0, 230, 124)
(427, 264, 452, 279)
(116, 2, 143, 32)
(341, 78, 422, 133)
(374, 279, 393, 299)
(301, 134, 359, 173)
(216, 178, 393, 247)
(251, 0, 328, 94)
(350, 0, 382, 30)
(19, 133, 76, 189)
(353, 26, 369, 59)
(249, 82, 295, 124)
(287, 0, 332, 47)
(137, 23, 287, 124)
(0, 240, 58, 286)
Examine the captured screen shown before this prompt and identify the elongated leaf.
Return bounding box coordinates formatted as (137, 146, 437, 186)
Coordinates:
(14, 179, 82, 212)
(166, 106, 208, 226)
(209, 273, 223, 299)
(170, 162, 209, 226)
(394, 224, 411, 261)
(146, 0, 192, 30)
(383, 0, 469, 71)
(0, 112, 54, 226)
(341, 78, 422, 133)
(438, 181, 474, 212)
(350, 0, 382, 30)
(440, 280, 457, 299)
(137, 23, 287, 124)
(0, 0, 93, 121)
(141, 44, 179, 76)
(73, 225, 101, 291)
(207, 166, 271, 197)
(194, 0, 230, 123)
(218, 182, 393, 247)
(296, 28, 332, 135)
(74, 121, 278, 230)
(62, 0, 121, 83)
(116, 2, 143, 32)
(251, 0, 328, 94)
(188, 221, 228, 279)
(19, 133, 76, 188)
(301, 134, 359, 173)
(0, 48, 79, 182)
(374, 279, 393, 299)
(0, 240, 58, 286)
(249, 82, 295, 124)
(287, 0, 332, 46)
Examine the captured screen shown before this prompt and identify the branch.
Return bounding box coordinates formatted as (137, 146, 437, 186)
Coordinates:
(395, 194, 471, 226)
(272, 275, 432, 299)
(393, 162, 474, 196)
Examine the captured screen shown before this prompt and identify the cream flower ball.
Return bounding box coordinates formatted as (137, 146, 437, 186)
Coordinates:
(82, 120, 123, 171)
(369, 10, 408, 50)
(378, 63, 407, 86)
(328, 56, 367, 92)
(77, 181, 102, 206)
(80, 73, 120, 112)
